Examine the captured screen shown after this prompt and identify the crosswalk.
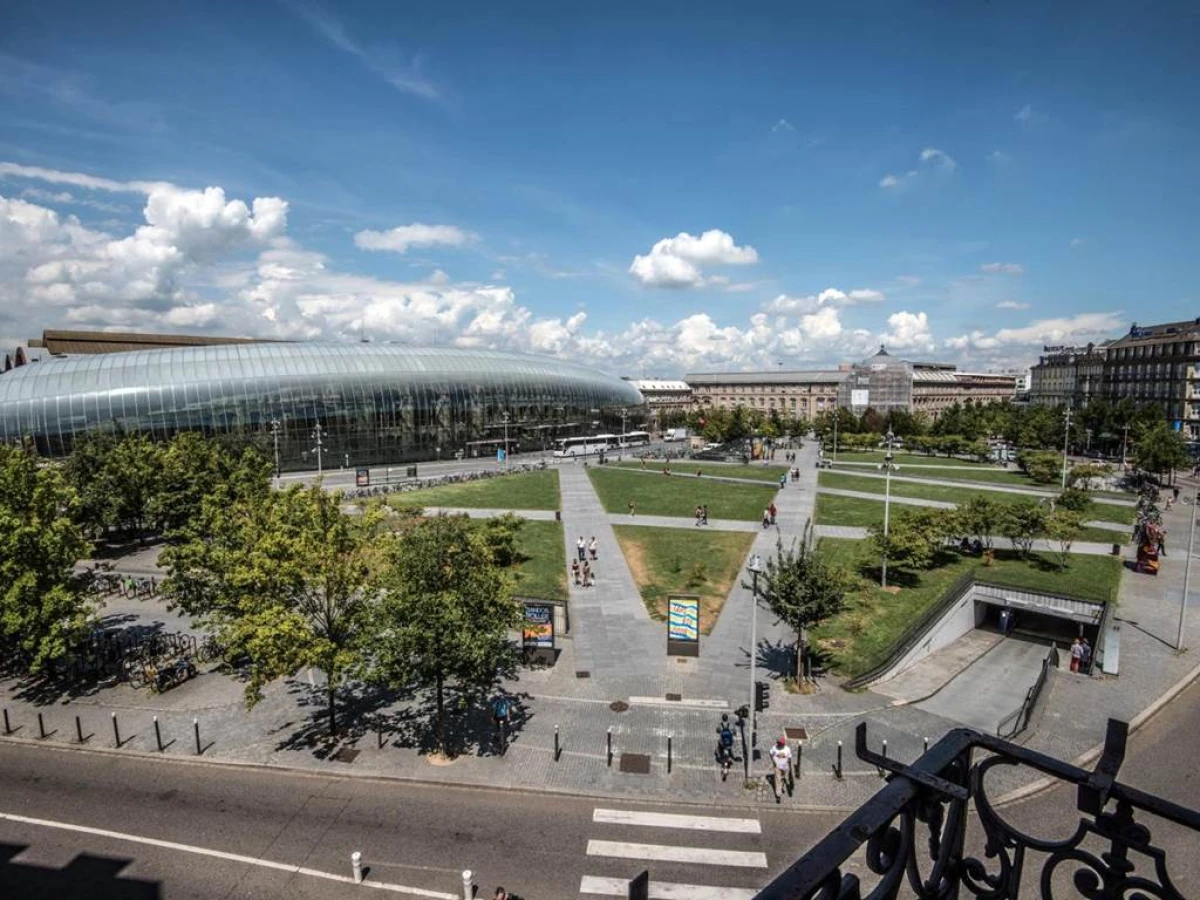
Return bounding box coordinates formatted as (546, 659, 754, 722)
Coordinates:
(579, 807, 766, 900)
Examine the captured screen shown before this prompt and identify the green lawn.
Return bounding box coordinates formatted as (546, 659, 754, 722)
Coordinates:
(510, 520, 568, 601)
(388, 469, 561, 511)
(588, 466, 777, 521)
(814, 492, 1127, 543)
(615, 460, 790, 483)
(813, 539, 1123, 678)
(817, 471, 1132, 525)
(832, 462, 1037, 487)
(613, 525, 756, 633)
(828, 451, 995, 468)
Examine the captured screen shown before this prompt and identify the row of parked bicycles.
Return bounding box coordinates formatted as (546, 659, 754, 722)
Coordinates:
(85, 571, 160, 599)
(346, 460, 548, 499)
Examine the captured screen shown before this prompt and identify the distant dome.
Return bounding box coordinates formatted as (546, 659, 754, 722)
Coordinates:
(858, 344, 907, 369)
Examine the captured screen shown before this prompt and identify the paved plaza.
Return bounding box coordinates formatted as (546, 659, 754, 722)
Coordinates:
(5, 447, 1200, 813)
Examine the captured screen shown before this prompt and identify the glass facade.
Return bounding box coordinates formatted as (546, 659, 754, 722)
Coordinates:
(0, 343, 645, 470)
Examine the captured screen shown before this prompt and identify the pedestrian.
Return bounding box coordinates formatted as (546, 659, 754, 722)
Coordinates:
(1069, 637, 1083, 673)
(577, 535, 586, 561)
(1080, 638, 1092, 672)
(768, 501, 777, 525)
(695, 504, 702, 527)
(1174, 485, 1181, 502)
(701, 504, 709, 525)
(589, 536, 598, 560)
(581, 561, 591, 587)
(762, 508, 771, 529)
(628, 498, 636, 516)
(769, 736, 793, 803)
(1157, 531, 1167, 556)
(587, 567, 596, 588)
(571, 559, 581, 586)
(998, 608, 1010, 636)
(779, 473, 786, 489)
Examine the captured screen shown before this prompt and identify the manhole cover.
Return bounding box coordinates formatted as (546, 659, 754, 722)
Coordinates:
(785, 727, 808, 742)
(665, 693, 682, 702)
(331, 747, 360, 764)
(576, 670, 591, 679)
(609, 700, 630, 712)
(619, 753, 651, 774)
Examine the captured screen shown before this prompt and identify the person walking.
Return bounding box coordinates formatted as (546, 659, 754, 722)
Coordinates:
(576, 535, 586, 561)
(768, 501, 777, 525)
(1080, 638, 1092, 672)
(628, 498, 636, 516)
(581, 561, 592, 587)
(779, 472, 787, 490)
(588, 536, 598, 560)
(769, 736, 793, 803)
(571, 559, 581, 586)
(1069, 637, 1083, 673)
(701, 504, 709, 525)
(762, 508, 771, 529)
(694, 504, 702, 527)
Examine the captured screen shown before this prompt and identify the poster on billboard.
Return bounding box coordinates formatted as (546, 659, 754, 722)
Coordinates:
(850, 389, 869, 408)
(668, 595, 699, 639)
(355, 468, 370, 487)
(522, 603, 555, 650)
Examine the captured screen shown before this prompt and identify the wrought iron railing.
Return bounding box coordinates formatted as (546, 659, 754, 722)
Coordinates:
(996, 643, 1058, 740)
(753, 719, 1199, 900)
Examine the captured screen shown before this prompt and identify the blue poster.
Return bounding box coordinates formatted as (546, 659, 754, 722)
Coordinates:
(668, 596, 700, 642)
(497, 448, 506, 461)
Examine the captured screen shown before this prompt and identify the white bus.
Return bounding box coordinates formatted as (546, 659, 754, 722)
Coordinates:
(552, 434, 619, 458)
(622, 431, 651, 448)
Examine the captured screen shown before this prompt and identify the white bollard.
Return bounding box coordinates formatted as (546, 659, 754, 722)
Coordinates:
(461, 868, 473, 899)
(351, 851, 363, 884)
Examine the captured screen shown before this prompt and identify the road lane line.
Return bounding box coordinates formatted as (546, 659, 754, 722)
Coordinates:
(586, 840, 767, 868)
(592, 809, 760, 834)
(0, 810, 456, 898)
(579, 875, 757, 899)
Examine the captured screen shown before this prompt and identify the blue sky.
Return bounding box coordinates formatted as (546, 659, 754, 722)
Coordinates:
(1, 0, 1196, 375)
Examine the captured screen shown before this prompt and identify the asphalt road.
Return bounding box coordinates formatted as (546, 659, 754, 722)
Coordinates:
(1, 677, 1196, 899)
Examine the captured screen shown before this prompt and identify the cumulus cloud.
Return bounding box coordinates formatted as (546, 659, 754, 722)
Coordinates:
(880, 148, 955, 189)
(996, 300, 1030, 310)
(354, 223, 474, 254)
(763, 287, 884, 315)
(882, 311, 934, 352)
(629, 229, 759, 289)
(981, 262, 1024, 275)
(944, 312, 1124, 352)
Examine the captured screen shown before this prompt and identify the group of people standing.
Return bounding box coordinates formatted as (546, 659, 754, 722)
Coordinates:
(1069, 636, 1093, 673)
(761, 501, 778, 529)
(571, 535, 599, 588)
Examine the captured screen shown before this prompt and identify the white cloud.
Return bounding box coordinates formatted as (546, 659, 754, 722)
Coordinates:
(1015, 104, 1033, 123)
(981, 262, 1025, 275)
(1070, 237, 1086, 248)
(987, 150, 1010, 164)
(919, 147, 956, 171)
(0, 161, 167, 194)
(880, 148, 955, 189)
(629, 229, 758, 289)
(882, 311, 934, 352)
(895, 275, 921, 288)
(354, 223, 475, 254)
(428, 268, 450, 285)
(762, 287, 885, 315)
(996, 300, 1031, 310)
(771, 118, 796, 133)
(800, 306, 842, 340)
(944, 311, 1124, 353)
(879, 174, 901, 189)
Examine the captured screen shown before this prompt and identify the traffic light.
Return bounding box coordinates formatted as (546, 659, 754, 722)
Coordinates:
(754, 679, 770, 712)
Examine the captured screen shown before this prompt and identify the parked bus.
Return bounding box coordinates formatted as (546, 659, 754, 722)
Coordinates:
(622, 431, 651, 448)
(552, 434, 619, 458)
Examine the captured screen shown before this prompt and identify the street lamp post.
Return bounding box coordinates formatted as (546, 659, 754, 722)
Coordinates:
(620, 408, 629, 456)
(1179, 492, 1197, 651)
(1061, 407, 1072, 490)
(880, 429, 899, 589)
(832, 413, 839, 462)
(1122, 423, 1131, 469)
(270, 419, 281, 487)
(746, 552, 765, 779)
(312, 423, 324, 477)
(502, 411, 511, 469)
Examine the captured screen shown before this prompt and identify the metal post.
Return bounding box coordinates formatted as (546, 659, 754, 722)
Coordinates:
(111, 712, 121, 747)
(881, 430, 895, 589)
(923, 736, 929, 754)
(795, 743, 802, 780)
(749, 565, 760, 756)
(502, 412, 511, 469)
(554, 724, 560, 761)
(154, 716, 162, 752)
(37, 713, 46, 739)
(667, 734, 673, 774)
(832, 415, 838, 462)
(879, 739, 888, 777)
(833, 740, 843, 780)
(1061, 408, 1072, 490)
(378, 727, 384, 750)
(271, 419, 281, 487)
(2, 708, 9, 735)
(313, 423, 324, 476)
(193, 718, 202, 755)
(1178, 492, 1197, 651)
(76, 715, 84, 743)
(461, 869, 473, 900)
(351, 851, 363, 884)
(1122, 423, 1130, 469)
(606, 727, 613, 767)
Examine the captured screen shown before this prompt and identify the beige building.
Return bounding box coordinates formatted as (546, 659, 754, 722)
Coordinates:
(1101, 320, 1200, 438)
(1028, 343, 1108, 408)
(685, 370, 846, 419)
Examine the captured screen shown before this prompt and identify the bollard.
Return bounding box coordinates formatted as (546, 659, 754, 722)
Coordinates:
(351, 851, 363, 884)
(923, 736, 929, 754)
(38, 713, 46, 740)
(554, 724, 560, 761)
(795, 743, 802, 780)
(193, 718, 202, 755)
(879, 739, 887, 778)
(461, 869, 473, 900)
(3, 708, 10, 735)
(606, 727, 613, 767)
(75, 715, 85, 744)
(377, 728, 384, 750)
(112, 712, 121, 748)
(833, 740, 843, 780)
(154, 716, 163, 752)
(667, 734, 673, 774)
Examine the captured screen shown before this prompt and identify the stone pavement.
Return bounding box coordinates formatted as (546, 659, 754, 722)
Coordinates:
(603, 513, 760, 532)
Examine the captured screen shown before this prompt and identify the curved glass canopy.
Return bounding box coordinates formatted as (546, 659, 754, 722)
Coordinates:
(0, 343, 645, 469)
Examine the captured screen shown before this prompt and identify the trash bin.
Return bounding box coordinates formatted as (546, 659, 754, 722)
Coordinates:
(555, 510, 562, 523)
(1112, 543, 1121, 556)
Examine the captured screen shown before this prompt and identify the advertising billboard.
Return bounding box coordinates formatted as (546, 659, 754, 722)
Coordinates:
(850, 389, 870, 408)
(522, 603, 555, 649)
(667, 595, 700, 642)
(355, 468, 370, 487)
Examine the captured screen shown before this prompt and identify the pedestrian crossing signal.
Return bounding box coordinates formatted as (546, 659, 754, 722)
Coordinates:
(755, 680, 770, 712)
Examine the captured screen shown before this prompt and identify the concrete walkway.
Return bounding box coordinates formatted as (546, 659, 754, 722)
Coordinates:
(873, 630, 1003, 704)
(604, 513, 760, 532)
(821, 469, 1137, 507)
(818, 487, 955, 509)
(917, 636, 1049, 732)
(611, 465, 787, 489)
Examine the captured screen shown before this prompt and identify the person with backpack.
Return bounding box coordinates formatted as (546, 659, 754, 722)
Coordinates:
(491, 694, 511, 752)
(715, 713, 736, 779)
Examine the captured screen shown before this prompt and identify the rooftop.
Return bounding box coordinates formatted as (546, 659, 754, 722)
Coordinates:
(684, 370, 849, 385)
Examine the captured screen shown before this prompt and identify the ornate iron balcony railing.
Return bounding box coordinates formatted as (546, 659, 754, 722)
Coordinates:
(753, 719, 1200, 900)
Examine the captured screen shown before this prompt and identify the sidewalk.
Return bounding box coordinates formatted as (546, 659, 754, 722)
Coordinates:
(822, 468, 1137, 507)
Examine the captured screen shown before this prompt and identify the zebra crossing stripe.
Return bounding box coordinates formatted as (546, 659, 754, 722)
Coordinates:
(592, 809, 761, 834)
(579, 875, 757, 899)
(586, 840, 767, 868)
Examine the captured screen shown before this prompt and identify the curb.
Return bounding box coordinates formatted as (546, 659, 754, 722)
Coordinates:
(994, 655, 1200, 807)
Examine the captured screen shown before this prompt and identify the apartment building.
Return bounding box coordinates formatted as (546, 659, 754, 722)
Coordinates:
(1101, 320, 1200, 437)
(685, 370, 847, 419)
(1029, 343, 1109, 408)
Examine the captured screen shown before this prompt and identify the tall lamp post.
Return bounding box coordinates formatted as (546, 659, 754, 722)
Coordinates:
(312, 423, 324, 477)
(1121, 423, 1131, 469)
(879, 429, 900, 588)
(270, 419, 281, 487)
(832, 413, 839, 462)
(1179, 492, 1197, 651)
(746, 552, 765, 778)
(1061, 407, 1072, 490)
(620, 408, 629, 455)
(501, 411, 511, 469)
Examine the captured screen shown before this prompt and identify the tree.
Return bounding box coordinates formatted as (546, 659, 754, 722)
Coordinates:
(868, 508, 948, 576)
(751, 525, 852, 681)
(1017, 450, 1063, 484)
(1134, 423, 1191, 481)
(1044, 510, 1082, 571)
(959, 496, 1002, 551)
(1067, 463, 1110, 491)
(1001, 501, 1047, 559)
(162, 484, 376, 734)
(1056, 487, 1094, 516)
(479, 512, 525, 568)
(370, 515, 522, 754)
(63, 430, 122, 538)
(0, 444, 93, 673)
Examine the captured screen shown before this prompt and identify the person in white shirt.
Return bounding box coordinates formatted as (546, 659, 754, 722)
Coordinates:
(769, 736, 793, 803)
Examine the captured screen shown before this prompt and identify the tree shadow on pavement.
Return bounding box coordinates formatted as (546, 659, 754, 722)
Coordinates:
(273, 679, 401, 759)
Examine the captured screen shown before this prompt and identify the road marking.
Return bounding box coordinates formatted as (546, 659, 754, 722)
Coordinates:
(627, 696, 728, 710)
(579, 875, 757, 899)
(0, 810, 457, 899)
(592, 809, 760, 834)
(586, 840, 767, 868)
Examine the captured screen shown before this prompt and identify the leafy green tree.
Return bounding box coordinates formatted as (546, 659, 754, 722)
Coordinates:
(1067, 463, 1110, 491)
(1134, 423, 1191, 481)
(162, 484, 376, 734)
(63, 430, 122, 537)
(1056, 487, 1094, 516)
(959, 496, 1001, 551)
(1044, 510, 1082, 571)
(886, 410, 925, 438)
(1017, 450, 1063, 484)
(966, 439, 991, 463)
(751, 526, 852, 680)
(479, 512, 525, 568)
(370, 515, 522, 754)
(868, 508, 948, 576)
(1001, 500, 1047, 559)
(151, 432, 224, 533)
(0, 444, 93, 673)
(106, 433, 162, 539)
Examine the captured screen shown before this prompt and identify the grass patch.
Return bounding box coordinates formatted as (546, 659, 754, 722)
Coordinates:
(832, 462, 1037, 487)
(510, 520, 568, 601)
(615, 460, 790, 483)
(388, 469, 560, 511)
(588, 466, 777, 521)
(813, 539, 1123, 678)
(818, 471, 1131, 525)
(613, 525, 756, 633)
(828, 451, 994, 468)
